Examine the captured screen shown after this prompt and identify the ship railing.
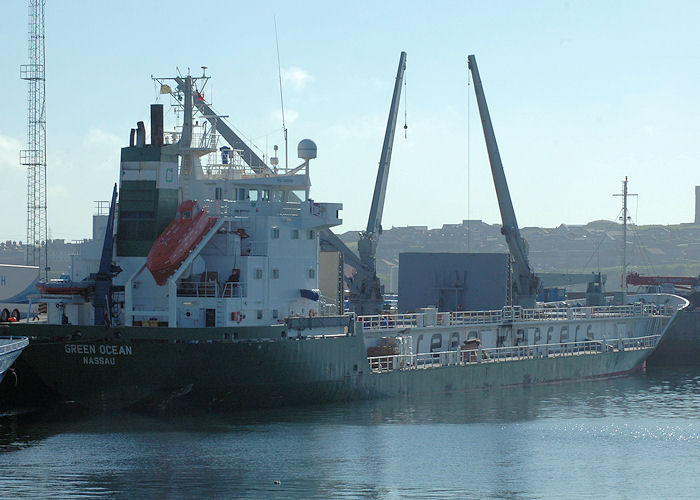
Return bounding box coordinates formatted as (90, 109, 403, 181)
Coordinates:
(360, 313, 420, 330)
(0, 336, 29, 355)
(177, 281, 218, 298)
(359, 303, 675, 332)
(367, 335, 661, 373)
(241, 240, 268, 256)
(177, 281, 248, 299)
(222, 282, 247, 298)
(280, 204, 302, 217)
(449, 310, 505, 325)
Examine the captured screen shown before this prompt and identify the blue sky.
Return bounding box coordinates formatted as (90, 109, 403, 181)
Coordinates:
(1, 0, 699, 242)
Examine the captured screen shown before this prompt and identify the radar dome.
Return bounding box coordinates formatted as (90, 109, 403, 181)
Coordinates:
(297, 139, 317, 160)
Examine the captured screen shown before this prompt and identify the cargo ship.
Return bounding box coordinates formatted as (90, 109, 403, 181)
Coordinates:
(0, 63, 687, 412)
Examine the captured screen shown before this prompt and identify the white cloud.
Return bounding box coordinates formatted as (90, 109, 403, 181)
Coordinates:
(327, 114, 385, 141)
(82, 128, 122, 150)
(44, 128, 122, 240)
(0, 134, 27, 240)
(269, 108, 299, 126)
(282, 67, 314, 91)
(0, 133, 22, 170)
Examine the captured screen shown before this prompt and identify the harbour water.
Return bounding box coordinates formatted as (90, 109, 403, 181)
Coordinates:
(1, 367, 699, 499)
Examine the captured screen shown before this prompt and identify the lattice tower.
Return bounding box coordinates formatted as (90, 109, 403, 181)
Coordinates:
(20, 0, 48, 273)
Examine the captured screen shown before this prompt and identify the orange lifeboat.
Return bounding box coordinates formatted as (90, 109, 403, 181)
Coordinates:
(146, 200, 218, 286)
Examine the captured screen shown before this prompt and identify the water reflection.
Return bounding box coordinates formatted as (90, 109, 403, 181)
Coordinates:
(0, 367, 698, 499)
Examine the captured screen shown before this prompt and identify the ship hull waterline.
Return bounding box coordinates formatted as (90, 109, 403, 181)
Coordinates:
(9, 323, 656, 412)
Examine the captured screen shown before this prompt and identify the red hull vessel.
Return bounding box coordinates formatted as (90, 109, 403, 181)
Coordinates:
(147, 200, 218, 286)
(36, 282, 89, 296)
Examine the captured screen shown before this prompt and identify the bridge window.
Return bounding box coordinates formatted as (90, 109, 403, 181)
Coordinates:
(534, 328, 541, 343)
(272, 268, 279, 279)
(416, 334, 424, 353)
(272, 309, 279, 319)
(467, 330, 478, 340)
(255, 268, 263, 279)
(547, 327, 554, 343)
(257, 310, 263, 319)
(271, 227, 280, 239)
(450, 332, 459, 348)
(215, 187, 222, 200)
(575, 325, 582, 341)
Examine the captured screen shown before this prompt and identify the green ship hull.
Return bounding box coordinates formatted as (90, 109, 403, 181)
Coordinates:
(2, 321, 658, 412)
(647, 310, 700, 366)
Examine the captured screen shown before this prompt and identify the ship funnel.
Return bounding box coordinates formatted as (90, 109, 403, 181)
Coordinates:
(150, 104, 164, 147)
(136, 121, 146, 147)
(129, 128, 136, 147)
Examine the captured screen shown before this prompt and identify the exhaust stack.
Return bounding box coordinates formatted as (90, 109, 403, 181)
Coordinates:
(150, 104, 164, 147)
(136, 121, 146, 147)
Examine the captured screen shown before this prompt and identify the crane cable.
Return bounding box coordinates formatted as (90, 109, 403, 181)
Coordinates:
(467, 67, 471, 252)
(403, 72, 408, 138)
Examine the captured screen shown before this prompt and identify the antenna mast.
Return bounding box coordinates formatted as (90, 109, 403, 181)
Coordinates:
(274, 17, 288, 170)
(20, 0, 48, 279)
(613, 176, 637, 292)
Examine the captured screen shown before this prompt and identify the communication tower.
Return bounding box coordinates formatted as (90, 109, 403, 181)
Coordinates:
(20, 0, 48, 276)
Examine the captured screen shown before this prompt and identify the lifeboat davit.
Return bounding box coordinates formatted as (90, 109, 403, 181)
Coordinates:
(146, 200, 218, 286)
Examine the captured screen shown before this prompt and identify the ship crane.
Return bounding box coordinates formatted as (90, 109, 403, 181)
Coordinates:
(348, 51, 407, 315)
(467, 55, 541, 308)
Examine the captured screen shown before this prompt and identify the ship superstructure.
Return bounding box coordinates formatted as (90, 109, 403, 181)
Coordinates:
(38, 72, 341, 330)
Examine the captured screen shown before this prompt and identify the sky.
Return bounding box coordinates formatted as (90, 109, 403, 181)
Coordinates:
(1, 0, 699, 242)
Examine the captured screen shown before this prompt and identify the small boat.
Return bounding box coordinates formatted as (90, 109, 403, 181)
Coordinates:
(0, 336, 29, 384)
(36, 278, 90, 296)
(146, 200, 218, 285)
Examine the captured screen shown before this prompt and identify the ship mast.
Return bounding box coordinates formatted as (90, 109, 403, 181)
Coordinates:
(613, 176, 637, 293)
